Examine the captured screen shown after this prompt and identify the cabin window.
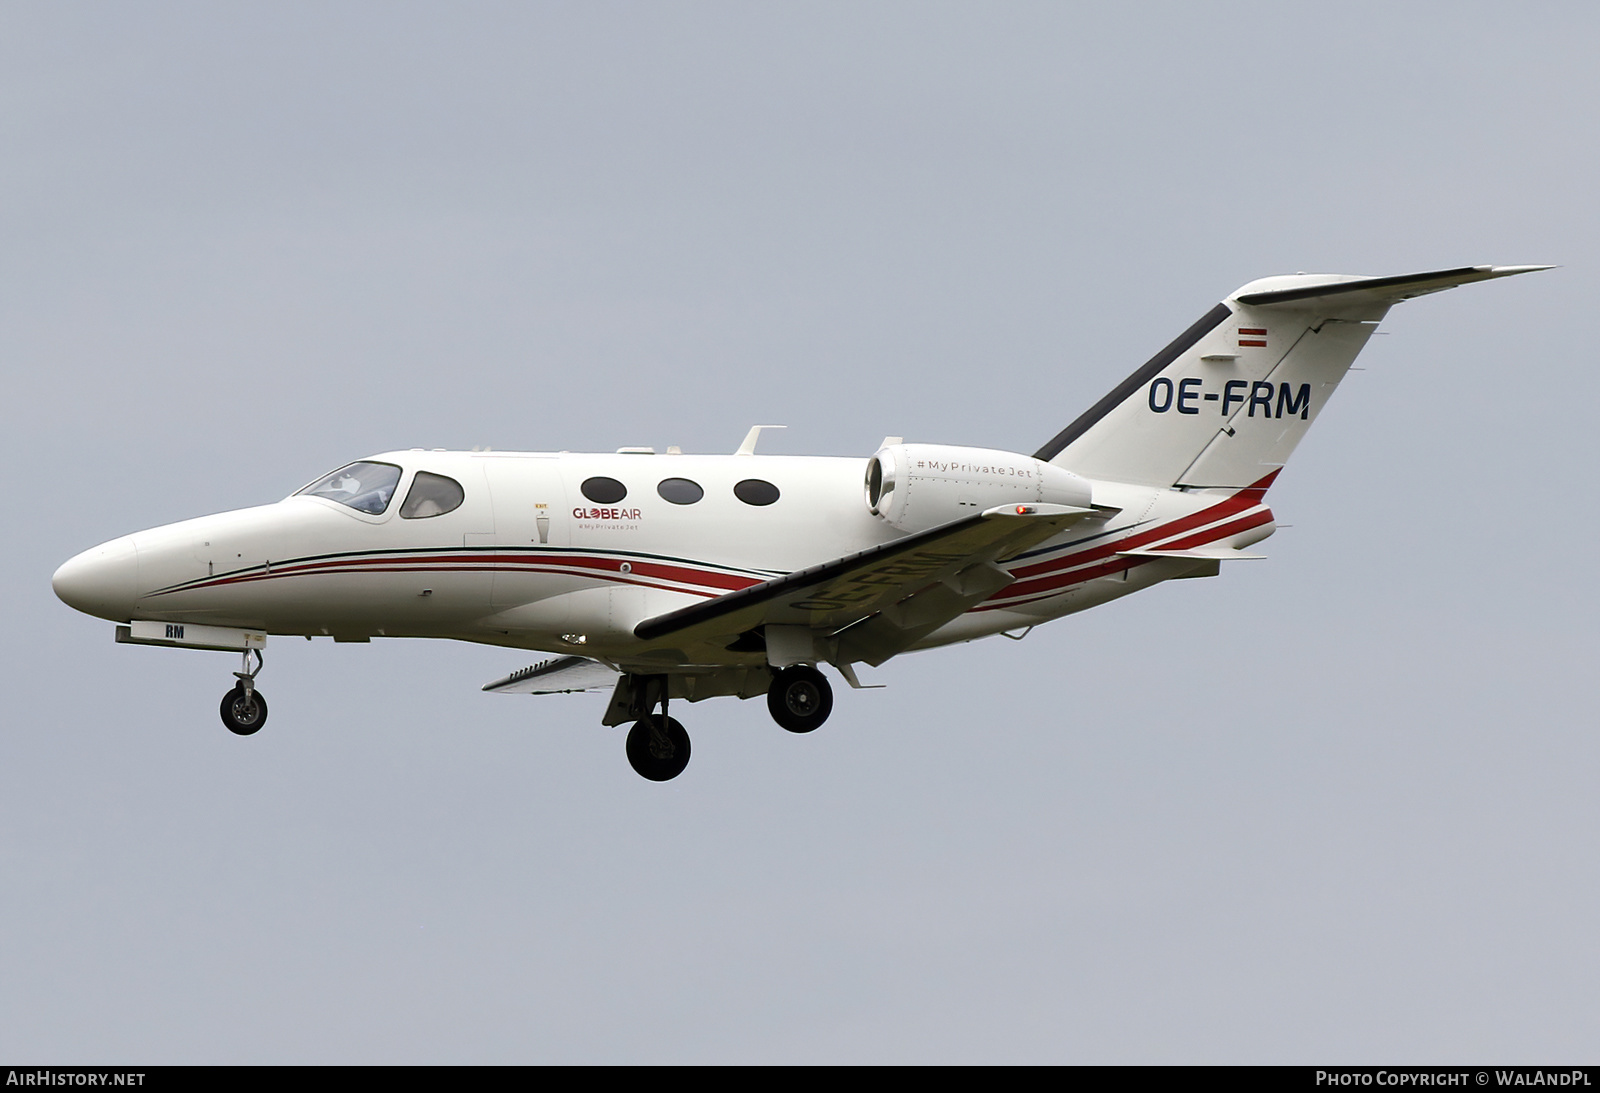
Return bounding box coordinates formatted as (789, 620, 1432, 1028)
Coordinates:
(734, 478, 780, 507)
(295, 461, 402, 515)
(581, 476, 628, 504)
(656, 477, 704, 505)
(400, 472, 465, 519)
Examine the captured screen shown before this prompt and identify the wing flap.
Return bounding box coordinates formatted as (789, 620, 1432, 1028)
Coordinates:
(482, 655, 620, 695)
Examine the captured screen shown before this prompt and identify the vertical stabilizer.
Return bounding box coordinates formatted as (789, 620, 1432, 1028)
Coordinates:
(1035, 266, 1549, 489)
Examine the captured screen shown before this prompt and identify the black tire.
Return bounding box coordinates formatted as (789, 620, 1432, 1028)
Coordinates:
(220, 685, 268, 736)
(625, 715, 691, 781)
(767, 665, 833, 733)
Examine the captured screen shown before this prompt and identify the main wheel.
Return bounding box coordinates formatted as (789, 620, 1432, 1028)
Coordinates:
(767, 665, 833, 733)
(220, 685, 268, 736)
(626, 715, 691, 781)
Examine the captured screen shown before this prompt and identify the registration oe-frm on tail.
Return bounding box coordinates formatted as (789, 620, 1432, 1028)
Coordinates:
(53, 265, 1547, 779)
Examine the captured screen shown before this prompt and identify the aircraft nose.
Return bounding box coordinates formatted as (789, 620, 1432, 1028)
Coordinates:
(52, 536, 139, 622)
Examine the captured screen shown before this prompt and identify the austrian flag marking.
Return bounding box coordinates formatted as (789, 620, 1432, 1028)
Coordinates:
(1238, 327, 1267, 348)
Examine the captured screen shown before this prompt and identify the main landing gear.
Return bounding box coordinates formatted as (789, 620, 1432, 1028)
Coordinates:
(219, 648, 268, 736)
(767, 665, 833, 734)
(626, 714, 691, 781)
(621, 676, 692, 781)
(619, 665, 837, 782)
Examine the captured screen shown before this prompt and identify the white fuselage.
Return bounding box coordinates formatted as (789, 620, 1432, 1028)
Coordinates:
(53, 447, 1277, 670)
(48, 266, 1541, 778)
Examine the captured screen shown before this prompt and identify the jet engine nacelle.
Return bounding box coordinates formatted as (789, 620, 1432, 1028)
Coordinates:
(864, 443, 1093, 533)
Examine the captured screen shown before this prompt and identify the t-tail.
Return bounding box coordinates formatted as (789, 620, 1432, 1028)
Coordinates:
(1034, 266, 1551, 489)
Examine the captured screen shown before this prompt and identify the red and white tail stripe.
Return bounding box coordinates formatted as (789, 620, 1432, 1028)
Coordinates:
(978, 471, 1278, 611)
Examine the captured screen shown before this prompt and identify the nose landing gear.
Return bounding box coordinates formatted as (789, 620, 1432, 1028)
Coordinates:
(220, 648, 268, 736)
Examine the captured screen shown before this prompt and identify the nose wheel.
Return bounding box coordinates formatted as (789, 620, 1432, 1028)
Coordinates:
(219, 648, 268, 736)
(767, 665, 833, 733)
(220, 685, 268, 735)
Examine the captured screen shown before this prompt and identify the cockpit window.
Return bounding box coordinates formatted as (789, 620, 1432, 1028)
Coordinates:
(400, 472, 465, 519)
(296, 461, 402, 515)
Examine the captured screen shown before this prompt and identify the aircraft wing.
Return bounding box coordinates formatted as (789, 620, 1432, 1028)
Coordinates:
(633, 503, 1093, 666)
(482, 655, 620, 695)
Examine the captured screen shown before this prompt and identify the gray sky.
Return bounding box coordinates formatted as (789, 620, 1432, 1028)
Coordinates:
(4, 1, 1596, 1063)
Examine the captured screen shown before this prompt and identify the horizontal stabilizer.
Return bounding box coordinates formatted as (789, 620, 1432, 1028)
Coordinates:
(483, 655, 619, 695)
(1116, 546, 1266, 561)
(1233, 265, 1552, 310)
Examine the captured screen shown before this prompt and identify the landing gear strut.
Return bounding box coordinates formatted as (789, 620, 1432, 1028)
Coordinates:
(620, 678, 691, 781)
(767, 665, 833, 733)
(220, 648, 268, 736)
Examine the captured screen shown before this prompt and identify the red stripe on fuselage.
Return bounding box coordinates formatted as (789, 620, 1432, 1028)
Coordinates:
(1007, 471, 1277, 580)
(1153, 508, 1274, 553)
(160, 550, 764, 597)
(185, 561, 730, 600)
(984, 472, 1279, 606)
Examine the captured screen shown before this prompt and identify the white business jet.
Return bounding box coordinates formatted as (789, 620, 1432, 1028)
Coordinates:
(53, 266, 1546, 780)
